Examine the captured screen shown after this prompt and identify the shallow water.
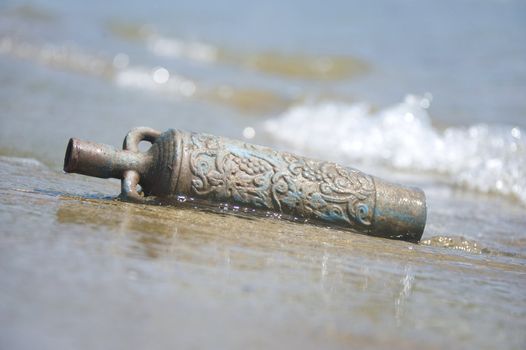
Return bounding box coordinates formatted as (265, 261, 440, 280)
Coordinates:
(1, 1, 525, 349)
(1, 156, 525, 350)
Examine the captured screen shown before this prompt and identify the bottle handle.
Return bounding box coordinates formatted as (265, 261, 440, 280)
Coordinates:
(119, 127, 161, 202)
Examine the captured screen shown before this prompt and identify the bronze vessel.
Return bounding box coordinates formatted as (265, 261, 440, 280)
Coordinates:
(64, 127, 427, 242)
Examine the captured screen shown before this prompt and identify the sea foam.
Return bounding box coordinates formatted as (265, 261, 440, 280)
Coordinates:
(264, 95, 526, 204)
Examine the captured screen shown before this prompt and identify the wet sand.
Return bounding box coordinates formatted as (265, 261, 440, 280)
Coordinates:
(1, 155, 525, 350)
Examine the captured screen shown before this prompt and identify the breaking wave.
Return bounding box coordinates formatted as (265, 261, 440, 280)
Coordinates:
(264, 95, 526, 204)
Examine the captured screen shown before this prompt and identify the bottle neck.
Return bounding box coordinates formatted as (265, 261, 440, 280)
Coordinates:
(64, 138, 151, 179)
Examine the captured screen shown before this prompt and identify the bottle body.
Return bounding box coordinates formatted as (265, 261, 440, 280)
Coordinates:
(65, 128, 427, 242)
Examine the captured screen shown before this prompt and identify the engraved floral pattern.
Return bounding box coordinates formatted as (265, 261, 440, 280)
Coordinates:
(188, 133, 375, 228)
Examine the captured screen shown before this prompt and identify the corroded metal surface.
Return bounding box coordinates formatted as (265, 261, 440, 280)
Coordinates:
(64, 127, 427, 241)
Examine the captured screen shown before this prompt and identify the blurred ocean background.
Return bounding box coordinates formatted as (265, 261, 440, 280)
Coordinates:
(0, 1, 525, 349)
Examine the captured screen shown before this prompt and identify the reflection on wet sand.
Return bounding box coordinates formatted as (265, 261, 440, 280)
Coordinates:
(54, 195, 526, 275)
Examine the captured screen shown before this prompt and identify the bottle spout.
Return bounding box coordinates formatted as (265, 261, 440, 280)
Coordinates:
(64, 138, 149, 179)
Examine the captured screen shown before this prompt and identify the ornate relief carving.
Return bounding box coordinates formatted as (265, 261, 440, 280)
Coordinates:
(187, 133, 375, 228)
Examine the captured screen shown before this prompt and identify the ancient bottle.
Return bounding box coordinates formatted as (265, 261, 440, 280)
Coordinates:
(64, 127, 427, 242)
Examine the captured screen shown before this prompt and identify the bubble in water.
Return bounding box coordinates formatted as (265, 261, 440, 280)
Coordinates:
(152, 67, 169, 84)
(242, 126, 256, 139)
